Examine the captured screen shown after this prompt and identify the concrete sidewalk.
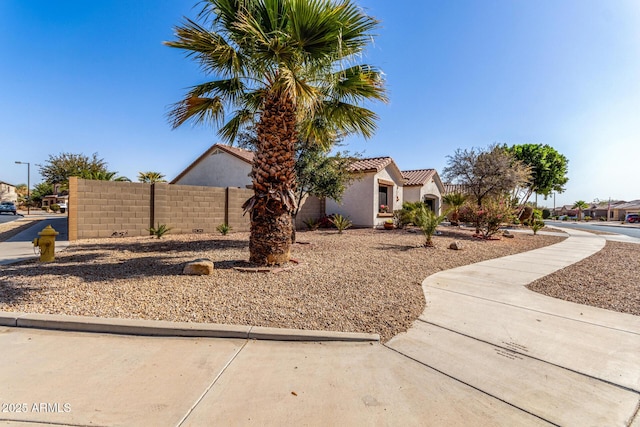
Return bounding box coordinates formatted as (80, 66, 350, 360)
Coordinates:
(0, 216, 69, 265)
(0, 227, 638, 426)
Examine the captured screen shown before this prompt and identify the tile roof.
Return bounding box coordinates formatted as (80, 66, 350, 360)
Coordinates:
(217, 144, 255, 163)
(442, 183, 469, 195)
(402, 169, 436, 186)
(613, 199, 640, 209)
(347, 157, 393, 172)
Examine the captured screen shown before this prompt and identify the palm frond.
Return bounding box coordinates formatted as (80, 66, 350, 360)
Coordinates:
(165, 18, 243, 76)
(167, 96, 224, 129)
(326, 64, 387, 104)
(218, 108, 257, 143)
(322, 101, 379, 139)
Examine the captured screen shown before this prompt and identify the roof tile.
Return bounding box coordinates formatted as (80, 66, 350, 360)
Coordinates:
(402, 169, 436, 186)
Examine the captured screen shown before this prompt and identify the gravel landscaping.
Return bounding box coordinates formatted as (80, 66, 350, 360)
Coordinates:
(528, 240, 640, 316)
(0, 227, 564, 342)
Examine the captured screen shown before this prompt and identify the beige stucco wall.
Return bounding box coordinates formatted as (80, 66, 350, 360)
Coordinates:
(326, 173, 373, 227)
(326, 166, 404, 228)
(403, 186, 421, 204)
(403, 179, 442, 214)
(0, 183, 17, 203)
(174, 151, 252, 188)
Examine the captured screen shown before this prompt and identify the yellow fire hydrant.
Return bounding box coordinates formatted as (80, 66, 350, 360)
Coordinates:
(33, 225, 59, 262)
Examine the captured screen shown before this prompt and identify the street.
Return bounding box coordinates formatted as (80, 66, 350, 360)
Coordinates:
(547, 220, 640, 239)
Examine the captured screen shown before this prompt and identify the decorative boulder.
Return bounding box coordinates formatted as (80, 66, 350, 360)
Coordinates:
(183, 259, 214, 275)
(449, 241, 463, 250)
(503, 230, 515, 238)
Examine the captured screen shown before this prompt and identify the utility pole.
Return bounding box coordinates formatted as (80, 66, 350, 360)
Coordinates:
(14, 161, 30, 215)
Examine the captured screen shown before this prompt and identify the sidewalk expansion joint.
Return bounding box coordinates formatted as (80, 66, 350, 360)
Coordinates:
(175, 340, 248, 427)
(424, 284, 640, 336)
(381, 342, 560, 427)
(417, 318, 640, 395)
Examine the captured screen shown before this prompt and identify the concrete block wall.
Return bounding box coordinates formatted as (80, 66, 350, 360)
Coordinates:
(153, 183, 228, 234)
(295, 195, 325, 228)
(68, 179, 261, 240)
(226, 187, 253, 232)
(69, 177, 151, 239)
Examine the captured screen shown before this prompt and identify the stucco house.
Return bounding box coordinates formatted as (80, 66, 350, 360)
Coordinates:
(609, 200, 640, 221)
(401, 169, 445, 214)
(171, 143, 254, 188)
(0, 181, 18, 203)
(171, 143, 323, 227)
(326, 157, 405, 228)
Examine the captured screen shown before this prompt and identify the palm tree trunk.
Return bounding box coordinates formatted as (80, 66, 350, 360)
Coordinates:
(248, 92, 298, 265)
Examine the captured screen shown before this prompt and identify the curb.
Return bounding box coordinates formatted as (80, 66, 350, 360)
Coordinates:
(0, 311, 380, 342)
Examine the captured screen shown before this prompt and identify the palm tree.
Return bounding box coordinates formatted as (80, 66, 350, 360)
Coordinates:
(572, 200, 589, 221)
(410, 205, 449, 247)
(166, 0, 386, 265)
(442, 192, 467, 226)
(80, 171, 131, 181)
(138, 171, 167, 183)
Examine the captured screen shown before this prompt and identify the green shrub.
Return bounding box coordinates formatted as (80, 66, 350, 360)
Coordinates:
(50, 204, 60, 212)
(562, 216, 568, 221)
(329, 214, 352, 234)
(216, 223, 231, 235)
(531, 220, 545, 235)
(584, 216, 591, 222)
(147, 223, 171, 239)
(396, 202, 425, 227)
(411, 205, 449, 247)
(542, 209, 551, 219)
(303, 217, 319, 231)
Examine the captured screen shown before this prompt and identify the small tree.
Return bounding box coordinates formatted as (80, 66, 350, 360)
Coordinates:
(30, 182, 54, 206)
(410, 205, 449, 247)
(573, 200, 589, 221)
(238, 130, 359, 242)
(80, 170, 130, 181)
(442, 192, 467, 225)
(138, 172, 167, 183)
(443, 144, 531, 208)
(39, 152, 109, 186)
(507, 143, 569, 210)
(468, 196, 515, 239)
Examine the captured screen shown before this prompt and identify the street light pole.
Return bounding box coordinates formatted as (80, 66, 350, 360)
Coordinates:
(14, 161, 30, 215)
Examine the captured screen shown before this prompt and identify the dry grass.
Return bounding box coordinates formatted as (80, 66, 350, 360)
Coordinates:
(0, 226, 565, 342)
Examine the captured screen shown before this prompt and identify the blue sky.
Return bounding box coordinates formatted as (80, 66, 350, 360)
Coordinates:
(1, 0, 639, 208)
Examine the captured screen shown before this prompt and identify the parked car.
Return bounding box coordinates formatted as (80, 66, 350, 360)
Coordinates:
(0, 201, 17, 215)
(626, 214, 639, 223)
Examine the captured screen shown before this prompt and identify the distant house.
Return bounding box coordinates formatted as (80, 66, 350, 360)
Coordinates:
(609, 200, 640, 221)
(326, 157, 405, 228)
(171, 143, 254, 188)
(0, 181, 18, 203)
(554, 205, 578, 218)
(402, 169, 445, 214)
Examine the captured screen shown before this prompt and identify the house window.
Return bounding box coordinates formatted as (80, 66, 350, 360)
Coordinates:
(378, 185, 395, 214)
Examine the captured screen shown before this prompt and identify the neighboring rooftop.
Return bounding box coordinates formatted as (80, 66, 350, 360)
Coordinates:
(347, 157, 394, 173)
(402, 169, 437, 186)
(442, 183, 469, 195)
